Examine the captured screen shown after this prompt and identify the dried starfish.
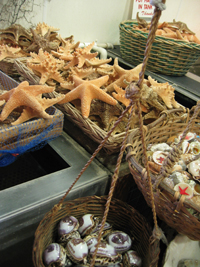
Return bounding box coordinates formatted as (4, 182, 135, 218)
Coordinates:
(64, 42, 98, 69)
(27, 49, 65, 85)
(0, 45, 23, 61)
(0, 24, 32, 43)
(89, 99, 128, 132)
(34, 22, 60, 36)
(12, 94, 64, 125)
(148, 76, 180, 109)
(0, 81, 60, 122)
(168, 19, 195, 34)
(85, 57, 112, 67)
(51, 40, 80, 60)
(25, 29, 59, 53)
(105, 58, 142, 93)
(58, 75, 117, 118)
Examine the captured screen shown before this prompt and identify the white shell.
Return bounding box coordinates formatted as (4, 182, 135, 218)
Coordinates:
(174, 182, 193, 199)
(58, 215, 79, 236)
(43, 243, 66, 266)
(67, 238, 88, 262)
(178, 132, 196, 142)
(150, 143, 172, 152)
(153, 151, 168, 165)
(90, 242, 119, 257)
(107, 231, 132, 253)
(188, 159, 200, 177)
(182, 140, 190, 154)
(78, 214, 99, 236)
(190, 141, 200, 155)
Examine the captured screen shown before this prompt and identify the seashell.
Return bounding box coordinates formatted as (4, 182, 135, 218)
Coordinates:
(171, 164, 183, 173)
(83, 233, 104, 250)
(190, 141, 200, 155)
(169, 171, 188, 185)
(91, 221, 113, 238)
(89, 242, 122, 266)
(123, 250, 142, 267)
(148, 161, 161, 174)
(178, 132, 196, 142)
(174, 182, 193, 199)
(43, 243, 67, 266)
(163, 178, 174, 189)
(58, 215, 80, 243)
(107, 231, 132, 253)
(182, 140, 190, 154)
(181, 153, 196, 165)
(152, 151, 168, 165)
(78, 214, 100, 237)
(187, 159, 200, 177)
(150, 143, 172, 152)
(177, 160, 187, 171)
(66, 238, 88, 265)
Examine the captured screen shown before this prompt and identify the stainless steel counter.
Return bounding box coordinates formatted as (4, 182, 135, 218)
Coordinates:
(0, 132, 111, 265)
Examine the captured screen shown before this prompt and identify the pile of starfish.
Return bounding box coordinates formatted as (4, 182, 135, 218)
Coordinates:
(0, 22, 180, 131)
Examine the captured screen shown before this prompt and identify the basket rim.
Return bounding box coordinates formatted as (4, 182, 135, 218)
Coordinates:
(119, 20, 200, 51)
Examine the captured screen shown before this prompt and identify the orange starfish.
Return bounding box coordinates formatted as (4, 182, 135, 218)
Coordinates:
(0, 45, 23, 61)
(64, 42, 98, 69)
(12, 94, 64, 125)
(58, 75, 117, 118)
(0, 81, 62, 122)
(105, 58, 142, 93)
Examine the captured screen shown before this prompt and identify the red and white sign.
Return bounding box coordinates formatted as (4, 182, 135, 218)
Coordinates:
(132, 0, 154, 19)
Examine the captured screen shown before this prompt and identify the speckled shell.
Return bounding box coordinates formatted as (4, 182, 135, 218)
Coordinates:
(91, 221, 113, 238)
(66, 238, 88, 265)
(123, 250, 142, 267)
(43, 243, 67, 266)
(89, 242, 122, 266)
(78, 214, 100, 237)
(83, 233, 104, 250)
(188, 159, 200, 177)
(107, 231, 132, 253)
(58, 215, 80, 243)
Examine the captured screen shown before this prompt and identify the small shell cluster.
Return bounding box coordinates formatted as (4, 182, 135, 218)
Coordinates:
(43, 214, 142, 267)
(146, 132, 200, 215)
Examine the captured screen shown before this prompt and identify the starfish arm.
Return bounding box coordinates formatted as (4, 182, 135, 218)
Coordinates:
(113, 57, 126, 76)
(81, 93, 93, 118)
(64, 57, 78, 69)
(0, 90, 12, 101)
(89, 75, 109, 88)
(0, 99, 22, 120)
(57, 86, 82, 104)
(39, 72, 51, 84)
(24, 84, 55, 96)
(49, 72, 65, 84)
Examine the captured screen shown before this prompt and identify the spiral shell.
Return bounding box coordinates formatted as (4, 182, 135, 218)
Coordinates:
(58, 215, 80, 243)
(66, 238, 88, 265)
(107, 231, 132, 253)
(43, 243, 67, 266)
(78, 214, 100, 237)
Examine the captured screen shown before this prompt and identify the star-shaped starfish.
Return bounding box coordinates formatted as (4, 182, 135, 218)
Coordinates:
(51, 39, 80, 60)
(0, 81, 60, 122)
(58, 75, 117, 118)
(105, 58, 142, 93)
(178, 186, 189, 196)
(64, 42, 98, 69)
(11, 94, 64, 125)
(27, 49, 65, 85)
(0, 45, 22, 61)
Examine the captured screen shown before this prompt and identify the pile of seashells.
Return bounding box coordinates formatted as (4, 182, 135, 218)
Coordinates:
(43, 214, 142, 266)
(146, 131, 200, 215)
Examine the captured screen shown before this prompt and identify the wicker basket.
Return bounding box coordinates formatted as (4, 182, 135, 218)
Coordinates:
(14, 58, 189, 154)
(0, 70, 64, 166)
(0, 57, 28, 78)
(32, 195, 160, 267)
(126, 110, 200, 241)
(119, 20, 200, 76)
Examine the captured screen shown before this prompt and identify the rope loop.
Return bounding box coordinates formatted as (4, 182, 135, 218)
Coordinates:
(125, 81, 141, 101)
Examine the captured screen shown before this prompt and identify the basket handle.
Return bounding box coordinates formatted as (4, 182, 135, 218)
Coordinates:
(125, 1, 168, 246)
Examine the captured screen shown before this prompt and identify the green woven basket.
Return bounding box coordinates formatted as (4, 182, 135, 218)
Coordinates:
(119, 20, 200, 76)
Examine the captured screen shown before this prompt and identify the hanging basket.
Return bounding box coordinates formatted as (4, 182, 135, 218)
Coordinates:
(119, 20, 200, 76)
(126, 108, 200, 241)
(32, 195, 160, 267)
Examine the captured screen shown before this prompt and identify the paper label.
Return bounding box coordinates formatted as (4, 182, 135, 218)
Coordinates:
(132, 0, 154, 19)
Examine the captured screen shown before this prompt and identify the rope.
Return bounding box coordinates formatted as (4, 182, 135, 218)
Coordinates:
(90, 101, 135, 267)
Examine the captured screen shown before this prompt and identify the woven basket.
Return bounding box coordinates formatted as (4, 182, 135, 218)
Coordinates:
(126, 110, 200, 241)
(32, 195, 160, 267)
(119, 20, 200, 76)
(0, 70, 64, 166)
(0, 57, 28, 78)
(14, 58, 189, 154)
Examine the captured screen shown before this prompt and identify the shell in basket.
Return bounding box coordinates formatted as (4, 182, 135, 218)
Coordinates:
(126, 109, 200, 241)
(32, 196, 160, 267)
